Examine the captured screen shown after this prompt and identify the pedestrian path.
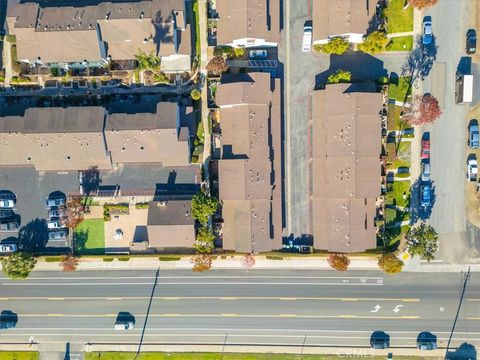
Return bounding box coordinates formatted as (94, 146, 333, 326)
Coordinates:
(386, 220, 411, 228)
(387, 31, 414, 38)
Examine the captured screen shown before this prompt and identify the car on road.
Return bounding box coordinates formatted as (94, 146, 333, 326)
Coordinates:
(468, 158, 478, 181)
(0, 320, 15, 330)
(421, 162, 431, 182)
(47, 220, 64, 229)
(469, 123, 479, 149)
(46, 197, 65, 208)
(249, 50, 268, 59)
(115, 320, 134, 330)
(421, 139, 431, 159)
(302, 25, 313, 53)
(370, 331, 390, 349)
(420, 183, 432, 209)
(0, 199, 14, 209)
(0, 221, 19, 232)
(48, 208, 63, 218)
(422, 17, 432, 45)
(48, 230, 68, 240)
(0, 210, 14, 219)
(417, 332, 437, 350)
(0, 244, 17, 253)
(466, 29, 477, 55)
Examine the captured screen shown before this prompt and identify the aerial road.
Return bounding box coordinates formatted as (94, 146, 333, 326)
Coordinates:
(0, 269, 478, 350)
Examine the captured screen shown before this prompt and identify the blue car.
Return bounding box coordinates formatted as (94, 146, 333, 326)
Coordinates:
(420, 183, 431, 209)
(422, 17, 432, 45)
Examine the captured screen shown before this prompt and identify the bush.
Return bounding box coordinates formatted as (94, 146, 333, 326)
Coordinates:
(378, 253, 404, 274)
(191, 191, 218, 224)
(327, 69, 352, 84)
(153, 72, 169, 83)
(118, 257, 130, 261)
(266, 255, 283, 260)
(159, 256, 181, 261)
(45, 256, 62, 262)
(234, 47, 246, 57)
(1, 252, 37, 279)
(191, 88, 201, 101)
(314, 37, 350, 55)
(358, 31, 389, 55)
(194, 227, 215, 253)
(103, 257, 114, 262)
(327, 254, 350, 271)
(135, 202, 150, 209)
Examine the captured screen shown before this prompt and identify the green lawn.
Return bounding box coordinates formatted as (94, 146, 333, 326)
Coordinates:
(192, 0, 201, 59)
(386, 180, 411, 208)
(385, 0, 413, 33)
(393, 141, 411, 168)
(85, 354, 421, 360)
(0, 352, 38, 360)
(386, 36, 413, 51)
(74, 219, 105, 255)
(388, 76, 411, 102)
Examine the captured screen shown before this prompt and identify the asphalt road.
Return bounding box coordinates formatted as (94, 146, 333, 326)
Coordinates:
(0, 269, 478, 352)
(422, 0, 479, 264)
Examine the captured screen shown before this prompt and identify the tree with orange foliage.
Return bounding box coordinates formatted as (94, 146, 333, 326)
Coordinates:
(61, 197, 84, 229)
(407, 0, 438, 9)
(327, 254, 350, 272)
(241, 253, 256, 269)
(191, 254, 213, 272)
(61, 254, 79, 272)
(402, 94, 441, 125)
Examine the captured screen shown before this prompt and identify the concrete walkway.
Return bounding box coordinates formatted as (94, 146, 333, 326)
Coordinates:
(2, 40, 13, 87)
(387, 31, 414, 38)
(386, 220, 411, 228)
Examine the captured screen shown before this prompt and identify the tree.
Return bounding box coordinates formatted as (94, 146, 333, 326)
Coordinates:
(402, 94, 441, 125)
(61, 254, 79, 272)
(191, 254, 213, 272)
(206, 56, 229, 76)
(234, 47, 246, 58)
(358, 31, 389, 55)
(313, 37, 350, 55)
(135, 50, 161, 71)
(405, 223, 439, 262)
(190, 88, 201, 101)
(1, 252, 37, 280)
(408, 0, 438, 9)
(241, 253, 256, 269)
(378, 253, 404, 274)
(61, 197, 84, 229)
(194, 226, 215, 253)
(327, 69, 352, 84)
(327, 254, 350, 271)
(191, 192, 218, 225)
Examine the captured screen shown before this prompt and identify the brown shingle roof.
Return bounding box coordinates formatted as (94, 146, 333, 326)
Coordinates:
(312, 83, 382, 253)
(146, 200, 195, 248)
(217, 72, 282, 253)
(313, 0, 377, 42)
(216, 0, 280, 45)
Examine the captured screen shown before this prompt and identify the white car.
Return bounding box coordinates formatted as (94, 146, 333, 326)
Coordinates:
(468, 158, 478, 182)
(0, 244, 17, 253)
(249, 50, 268, 59)
(0, 199, 14, 209)
(47, 220, 64, 229)
(302, 25, 313, 52)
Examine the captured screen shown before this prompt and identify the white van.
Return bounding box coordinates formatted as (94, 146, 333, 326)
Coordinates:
(302, 25, 313, 52)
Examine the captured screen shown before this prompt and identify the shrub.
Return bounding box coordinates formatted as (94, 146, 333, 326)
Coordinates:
(159, 256, 181, 261)
(135, 202, 150, 209)
(378, 253, 404, 274)
(191, 88, 201, 101)
(191, 192, 218, 225)
(266, 255, 283, 260)
(153, 72, 169, 83)
(61, 254, 79, 272)
(103, 257, 114, 262)
(314, 37, 350, 55)
(327, 254, 350, 271)
(234, 47, 246, 57)
(118, 257, 130, 261)
(194, 227, 215, 253)
(206, 56, 229, 76)
(45, 256, 62, 262)
(1, 252, 37, 279)
(358, 31, 389, 55)
(327, 69, 352, 84)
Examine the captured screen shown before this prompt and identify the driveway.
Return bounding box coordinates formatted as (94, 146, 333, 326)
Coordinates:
(422, 0, 479, 263)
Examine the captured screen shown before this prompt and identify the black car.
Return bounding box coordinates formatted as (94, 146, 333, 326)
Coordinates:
(0, 210, 13, 219)
(370, 331, 390, 349)
(417, 332, 437, 350)
(466, 29, 477, 55)
(0, 320, 15, 329)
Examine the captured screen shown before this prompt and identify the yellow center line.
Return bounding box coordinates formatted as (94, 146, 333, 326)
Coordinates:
(162, 297, 180, 300)
(220, 297, 237, 300)
(221, 314, 238, 317)
(280, 297, 297, 301)
(106, 297, 123, 300)
(467, 317, 480, 320)
(340, 298, 358, 301)
(48, 298, 65, 301)
(279, 314, 297, 317)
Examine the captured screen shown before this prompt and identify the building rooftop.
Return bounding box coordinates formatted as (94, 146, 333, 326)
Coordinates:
(312, 83, 383, 253)
(216, 0, 280, 45)
(313, 0, 377, 42)
(217, 72, 282, 253)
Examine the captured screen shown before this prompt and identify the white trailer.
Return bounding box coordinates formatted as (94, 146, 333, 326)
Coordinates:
(456, 74, 473, 104)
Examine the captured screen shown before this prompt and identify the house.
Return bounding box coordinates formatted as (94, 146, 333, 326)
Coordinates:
(216, 0, 281, 47)
(5, 0, 191, 70)
(312, 0, 377, 45)
(143, 200, 196, 250)
(312, 83, 383, 253)
(0, 103, 193, 171)
(216, 72, 282, 253)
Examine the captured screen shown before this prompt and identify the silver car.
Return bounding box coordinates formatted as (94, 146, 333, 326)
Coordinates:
(0, 199, 14, 209)
(0, 244, 17, 253)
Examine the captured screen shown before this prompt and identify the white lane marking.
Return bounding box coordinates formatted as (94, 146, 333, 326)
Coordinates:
(393, 305, 404, 313)
(7, 327, 480, 335)
(440, 307, 445, 312)
(1, 282, 384, 286)
(370, 305, 381, 313)
(0, 276, 384, 280)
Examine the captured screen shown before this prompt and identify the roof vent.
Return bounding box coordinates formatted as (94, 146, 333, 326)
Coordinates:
(105, 12, 110, 21)
(139, 11, 144, 20)
(157, 201, 167, 207)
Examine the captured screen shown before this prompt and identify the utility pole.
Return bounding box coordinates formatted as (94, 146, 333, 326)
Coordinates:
(221, 333, 228, 360)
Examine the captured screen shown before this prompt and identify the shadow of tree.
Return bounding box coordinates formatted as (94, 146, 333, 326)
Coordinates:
(18, 219, 48, 252)
(82, 166, 100, 205)
(73, 229, 89, 253)
(153, 12, 175, 55)
(401, 34, 438, 103)
(446, 342, 477, 360)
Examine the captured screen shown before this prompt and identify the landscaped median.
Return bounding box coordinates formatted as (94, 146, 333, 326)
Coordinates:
(0, 352, 38, 360)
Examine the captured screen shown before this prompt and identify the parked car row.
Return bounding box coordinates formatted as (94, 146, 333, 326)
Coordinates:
(420, 136, 432, 210)
(46, 195, 68, 236)
(467, 121, 479, 182)
(370, 330, 437, 350)
(0, 194, 19, 234)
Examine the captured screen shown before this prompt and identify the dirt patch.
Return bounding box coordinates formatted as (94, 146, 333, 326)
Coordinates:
(466, 103, 480, 226)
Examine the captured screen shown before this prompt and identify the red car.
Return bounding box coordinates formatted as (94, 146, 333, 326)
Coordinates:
(421, 140, 430, 159)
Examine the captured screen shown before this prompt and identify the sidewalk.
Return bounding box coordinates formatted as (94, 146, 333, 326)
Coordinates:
(5, 254, 479, 273)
